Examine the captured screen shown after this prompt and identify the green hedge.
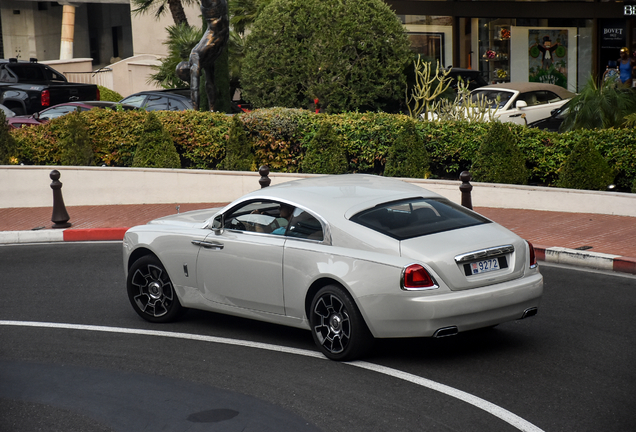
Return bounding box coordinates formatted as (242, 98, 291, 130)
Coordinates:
(9, 108, 636, 192)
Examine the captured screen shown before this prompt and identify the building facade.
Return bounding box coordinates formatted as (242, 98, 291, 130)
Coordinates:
(387, 0, 635, 92)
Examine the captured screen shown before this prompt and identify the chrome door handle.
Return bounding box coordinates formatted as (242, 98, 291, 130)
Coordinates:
(192, 240, 224, 250)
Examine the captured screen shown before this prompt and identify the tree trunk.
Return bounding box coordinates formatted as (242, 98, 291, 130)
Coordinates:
(168, 0, 189, 26)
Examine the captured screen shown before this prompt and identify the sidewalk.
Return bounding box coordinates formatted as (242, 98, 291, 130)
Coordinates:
(0, 204, 635, 275)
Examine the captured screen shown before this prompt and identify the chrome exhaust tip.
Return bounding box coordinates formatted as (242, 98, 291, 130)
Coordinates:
(433, 326, 458, 338)
(521, 307, 538, 319)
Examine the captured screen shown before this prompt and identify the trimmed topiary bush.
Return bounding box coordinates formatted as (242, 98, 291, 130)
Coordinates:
(0, 111, 18, 164)
(471, 122, 528, 184)
(302, 122, 347, 174)
(223, 114, 254, 171)
(557, 138, 615, 191)
(132, 112, 181, 168)
(241, 0, 412, 113)
(384, 120, 429, 178)
(59, 110, 94, 166)
(98, 86, 123, 102)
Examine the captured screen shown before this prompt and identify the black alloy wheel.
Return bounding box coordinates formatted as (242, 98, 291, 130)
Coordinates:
(127, 255, 184, 323)
(309, 285, 373, 361)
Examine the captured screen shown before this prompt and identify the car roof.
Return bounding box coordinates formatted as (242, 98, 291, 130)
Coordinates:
(125, 89, 191, 98)
(475, 82, 575, 99)
(240, 174, 443, 219)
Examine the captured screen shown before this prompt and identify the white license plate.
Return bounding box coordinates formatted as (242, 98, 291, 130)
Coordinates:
(470, 258, 500, 275)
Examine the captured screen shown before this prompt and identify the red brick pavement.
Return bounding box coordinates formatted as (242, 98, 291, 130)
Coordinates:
(1, 204, 635, 259)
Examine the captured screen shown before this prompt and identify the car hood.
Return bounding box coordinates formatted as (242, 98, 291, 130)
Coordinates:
(147, 207, 222, 229)
(400, 222, 528, 291)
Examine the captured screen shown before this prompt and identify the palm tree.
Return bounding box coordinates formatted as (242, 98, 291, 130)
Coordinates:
(560, 76, 636, 131)
(228, 0, 272, 34)
(149, 23, 203, 88)
(131, 0, 197, 26)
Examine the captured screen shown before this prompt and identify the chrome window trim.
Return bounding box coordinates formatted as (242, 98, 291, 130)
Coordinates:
(211, 198, 332, 246)
(454, 245, 515, 264)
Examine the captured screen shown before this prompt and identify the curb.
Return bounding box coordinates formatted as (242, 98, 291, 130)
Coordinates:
(1, 229, 635, 276)
(0, 228, 129, 244)
(534, 245, 636, 275)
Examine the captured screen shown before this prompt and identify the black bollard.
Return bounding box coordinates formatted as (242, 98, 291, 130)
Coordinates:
(50, 170, 72, 228)
(459, 171, 473, 210)
(259, 165, 271, 188)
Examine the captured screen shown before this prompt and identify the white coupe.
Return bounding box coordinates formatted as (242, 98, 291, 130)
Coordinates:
(470, 82, 575, 126)
(123, 175, 543, 360)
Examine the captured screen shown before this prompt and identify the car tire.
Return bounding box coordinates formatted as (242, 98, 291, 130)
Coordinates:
(309, 285, 373, 361)
(127, 255, 184, 323)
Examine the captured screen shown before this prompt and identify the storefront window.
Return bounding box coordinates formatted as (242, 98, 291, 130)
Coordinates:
(400, 15, 593, 92)
(400, 15, 454, 67)
(474, 19, 592, 92)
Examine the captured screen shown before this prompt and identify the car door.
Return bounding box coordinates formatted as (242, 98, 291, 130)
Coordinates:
(500, 91, 565, 125)
(195, 200, 287, 315)
(144, 95, 172, 111)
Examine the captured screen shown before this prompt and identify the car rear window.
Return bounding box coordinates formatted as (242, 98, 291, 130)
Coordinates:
(350, 198, 490, 240)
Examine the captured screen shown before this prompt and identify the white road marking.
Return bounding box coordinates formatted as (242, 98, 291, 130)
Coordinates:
(1, 320, 544, 432)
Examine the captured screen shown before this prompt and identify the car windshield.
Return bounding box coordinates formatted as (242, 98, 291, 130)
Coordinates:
(350, 198, 490, 240)
(470, 90, 513, 109)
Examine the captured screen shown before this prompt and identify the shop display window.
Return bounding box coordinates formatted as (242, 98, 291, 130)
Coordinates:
(479, 19, 512, 83)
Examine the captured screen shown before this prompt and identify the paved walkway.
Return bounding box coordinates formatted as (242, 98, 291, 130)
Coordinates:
(1, 204, 635, 274)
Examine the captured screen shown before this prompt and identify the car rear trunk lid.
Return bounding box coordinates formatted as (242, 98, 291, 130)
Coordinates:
(400, 223, 527, 291)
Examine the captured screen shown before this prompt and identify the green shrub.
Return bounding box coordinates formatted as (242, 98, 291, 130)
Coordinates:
(242, 0, 411, 113)
(98, 86, 123, 102)
(384, 119, 429, 178)
(158, 110, 230, 169)
(59, 110, 94, 166)
(557, 138, 615, 190)
(472, 122, 528, 184)
(223, 114, 254, 171)
(132, 112, 181, 168)
(8, 108, 636, 192)
(241, 108, 314, 172)
(0, 111, 18, 164)
(302, 122, 347, 174)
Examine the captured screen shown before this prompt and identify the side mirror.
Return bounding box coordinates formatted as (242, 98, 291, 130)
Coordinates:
(516, 100, 528, 109)
(210, 214, 224, 234)
(32, 112, 40, 120)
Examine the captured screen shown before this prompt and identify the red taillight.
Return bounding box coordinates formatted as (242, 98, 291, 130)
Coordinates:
(41, 90, 50, 107)
(96, 87, 100, 101)
(527, 241, 537, 268)
(403, 264, 436, 289)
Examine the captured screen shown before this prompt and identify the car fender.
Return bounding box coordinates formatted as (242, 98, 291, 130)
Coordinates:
(0, 90, 28, 114)
(281, 240, 448, 336)
(123, 226, 209, 291)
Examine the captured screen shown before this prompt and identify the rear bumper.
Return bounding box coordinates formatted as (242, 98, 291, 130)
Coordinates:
(358, 272, 543, 338)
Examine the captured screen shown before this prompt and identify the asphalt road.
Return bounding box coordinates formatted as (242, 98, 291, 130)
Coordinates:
(0, 242, 634, 432)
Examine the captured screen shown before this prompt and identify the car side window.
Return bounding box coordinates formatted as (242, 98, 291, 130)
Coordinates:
(145, 96, 171, 111)
(0, 65, 17, 83)
(516, 92, 539, 107)
(286, 209, 324, 241)
(120, 95, 147, 107)
(168, 98, 186, 111)
(223, 201, 292, 234)
(541, 91, 561, 103)
(40, 106, 79, 119)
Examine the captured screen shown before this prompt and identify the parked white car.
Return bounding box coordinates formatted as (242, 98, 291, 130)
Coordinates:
(123, 175, 543, 360)
(471, 82, 575, 126)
